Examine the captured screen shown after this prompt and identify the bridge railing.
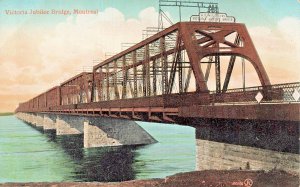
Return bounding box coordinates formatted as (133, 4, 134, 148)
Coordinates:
(210, 82, 300, 104)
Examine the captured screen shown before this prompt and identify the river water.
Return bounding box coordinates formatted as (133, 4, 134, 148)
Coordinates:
(0, 115, 196, 182)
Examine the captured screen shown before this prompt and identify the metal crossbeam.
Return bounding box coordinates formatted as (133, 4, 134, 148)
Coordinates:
(222, 34, 241, 92)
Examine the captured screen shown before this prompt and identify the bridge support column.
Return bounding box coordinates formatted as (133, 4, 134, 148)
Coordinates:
(24, 113, 33, 124)
(55, 115, 84, 135)
(16, 112, 43, 127)
(19, 113, 33, 126)
(84, 117, 157, 148)
(17, 113, 157, 148)
(15, 112, 23, 120)
(194, 119, 300, 175)
(15, 112, 27, 122)
(26, 113, 35, 125)
(43, 113, 57, 130)
(34, 113, 44, 127)
(196, 139, 300, 175)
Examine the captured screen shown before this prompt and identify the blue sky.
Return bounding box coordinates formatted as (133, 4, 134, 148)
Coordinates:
(0, 0, 299, 27)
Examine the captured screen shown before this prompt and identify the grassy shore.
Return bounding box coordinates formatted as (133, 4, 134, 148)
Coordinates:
(0, 112, 14, 116)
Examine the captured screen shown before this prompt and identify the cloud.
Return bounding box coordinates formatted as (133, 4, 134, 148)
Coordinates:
(248, 16, 300, 83)
(0, 7, 161, 111)
(277, 17, 300, 60)
(0, 27, 45, 87)
(0, 7, 299, 112)
(38, 7, 161, 84)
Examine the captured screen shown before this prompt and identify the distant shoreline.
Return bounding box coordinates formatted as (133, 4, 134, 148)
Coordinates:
(0, 112, 14, 116)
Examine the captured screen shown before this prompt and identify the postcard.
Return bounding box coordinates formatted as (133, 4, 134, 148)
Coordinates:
(0, 0, 299, 186)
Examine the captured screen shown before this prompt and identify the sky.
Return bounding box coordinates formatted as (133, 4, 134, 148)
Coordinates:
(0, 0, 299, 112)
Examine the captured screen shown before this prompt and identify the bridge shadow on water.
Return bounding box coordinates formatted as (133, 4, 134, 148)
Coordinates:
(43, 130, 137, 182)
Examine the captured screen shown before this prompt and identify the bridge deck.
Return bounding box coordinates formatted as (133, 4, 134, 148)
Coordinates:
(42, 102, 299, 122)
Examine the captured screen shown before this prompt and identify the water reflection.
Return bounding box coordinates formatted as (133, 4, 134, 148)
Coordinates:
(77, 147, 135, 182)
(24, 122, 44, 133)
(43, 131, 136, 182)
(18, 120, 196, 182)
(43, 129, 56, 142)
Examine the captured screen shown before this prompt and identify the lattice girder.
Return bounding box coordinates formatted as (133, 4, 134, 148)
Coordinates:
(179, 22, 271, 92)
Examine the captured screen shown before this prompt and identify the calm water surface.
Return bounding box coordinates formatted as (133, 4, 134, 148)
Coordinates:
(0, 116, 195, 182)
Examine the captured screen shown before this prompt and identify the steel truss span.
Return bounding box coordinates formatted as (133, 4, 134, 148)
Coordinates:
(16, 22, 300, 123)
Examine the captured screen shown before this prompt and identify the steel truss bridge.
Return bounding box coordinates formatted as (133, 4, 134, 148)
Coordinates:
(16, 22, 300, 123)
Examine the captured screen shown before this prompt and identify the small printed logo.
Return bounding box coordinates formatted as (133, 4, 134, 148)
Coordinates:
(243, 178, 253, 187)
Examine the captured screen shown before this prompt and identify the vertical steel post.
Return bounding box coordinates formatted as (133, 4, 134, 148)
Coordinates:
(242, 57, 245, 91)
(106, 64, 110, 101)
(44, 92, 47, 108)
(215, 55, 221, 94)
(57, 86, 61, 106)
(142, 61, 147, 97)
(204, 56, 213, 81)
(145, 44, 151, 96)
(91, 72, 95, 102)
(98, 68, 103, 101)
(122, 56, 127, 99)
(133, 51, 138, 98)
(153, 59, 157, 96)
(222, 35, 240, 92)
(113, 60, 120, 100)
(160, 36, 168, 94)
(178, 50, 183, 93)
(184, 68, 192, 92)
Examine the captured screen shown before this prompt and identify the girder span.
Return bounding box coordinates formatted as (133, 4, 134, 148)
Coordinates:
(92, 22, 271, 102)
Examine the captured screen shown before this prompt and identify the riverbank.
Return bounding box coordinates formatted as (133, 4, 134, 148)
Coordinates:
(1, 170, 299, 187)
(0, 112, 13, 116)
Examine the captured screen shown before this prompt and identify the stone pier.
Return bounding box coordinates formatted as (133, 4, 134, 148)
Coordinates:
(43, 113, 57, 130)
(16, 112, 37, 126)
(195, 119, 300, 175)
(55, 115, 84, 135)
(196, 139, 300, 175)
(84, 117, 157, 148)
(26, 113, 34, 125)
(34, 113, 44, 127)
(15, 112, 157, 148)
